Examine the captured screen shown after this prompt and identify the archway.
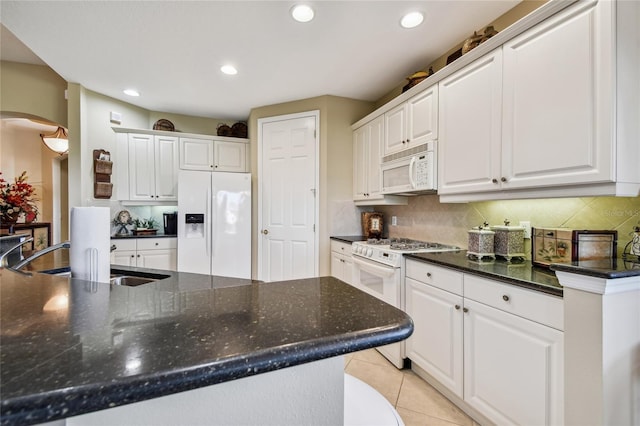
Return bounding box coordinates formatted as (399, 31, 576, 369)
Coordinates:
(1, 111, 69, 244)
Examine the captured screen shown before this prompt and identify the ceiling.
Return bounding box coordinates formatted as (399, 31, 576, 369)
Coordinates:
(0, 1, 520, 121)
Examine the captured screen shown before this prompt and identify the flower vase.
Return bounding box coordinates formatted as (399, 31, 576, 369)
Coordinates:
(3, 212, 20, 234)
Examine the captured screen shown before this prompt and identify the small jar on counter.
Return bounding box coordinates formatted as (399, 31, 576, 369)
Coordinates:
(467, 223, 495, 260)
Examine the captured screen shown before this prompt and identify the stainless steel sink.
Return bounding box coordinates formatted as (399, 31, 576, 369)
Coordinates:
(38, 267, 171, 286)
(110, 275, 158, 286)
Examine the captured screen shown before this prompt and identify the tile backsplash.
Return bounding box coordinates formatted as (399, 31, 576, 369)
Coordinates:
(376, 195, 640, 259)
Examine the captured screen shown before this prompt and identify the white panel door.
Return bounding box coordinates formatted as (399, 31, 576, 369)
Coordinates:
(259, 113, 317, 282)
(464, 299, 564, 426)
(438, 49, 503, 194)
(502, 0, 612, 188)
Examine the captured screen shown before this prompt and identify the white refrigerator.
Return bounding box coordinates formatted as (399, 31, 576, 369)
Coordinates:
(177, 170, 251, 279)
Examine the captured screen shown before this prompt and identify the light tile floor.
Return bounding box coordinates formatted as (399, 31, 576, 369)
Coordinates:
(344, 349, 478, 426)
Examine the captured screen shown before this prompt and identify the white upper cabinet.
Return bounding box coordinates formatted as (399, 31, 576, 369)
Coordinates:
(180, 137, 214, 171)
(437, 0, 639, 201)
(213, 140, 248, 172)
(353, 116, 384, 201)
(438, 49, 503, 195)
(384, 85, 438, 156)
(180, 137, 248, 172)
(128, 133, 178, 201)
(501, 0, 611, 189)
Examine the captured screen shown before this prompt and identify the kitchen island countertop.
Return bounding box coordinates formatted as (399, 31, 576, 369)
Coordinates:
(0, 267, 412, 426)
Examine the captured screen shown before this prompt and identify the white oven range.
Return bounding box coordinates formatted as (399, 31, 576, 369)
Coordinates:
(351, 238, 460, 368)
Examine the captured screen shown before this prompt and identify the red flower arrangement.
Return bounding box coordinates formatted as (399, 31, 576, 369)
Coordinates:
(0, 171, 39, 224)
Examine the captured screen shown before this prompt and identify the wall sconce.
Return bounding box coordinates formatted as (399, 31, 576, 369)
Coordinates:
(40, 126, 68, 155)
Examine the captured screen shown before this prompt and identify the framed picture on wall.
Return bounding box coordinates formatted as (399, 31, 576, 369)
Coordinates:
(33, 226, 49, 251)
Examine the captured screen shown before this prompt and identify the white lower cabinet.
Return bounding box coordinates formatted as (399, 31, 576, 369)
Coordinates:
(330, 240, 353, 285)
(463, 298, 564, 425)
(405, 259, 564, 425)
(111, 238, 177, 271)
(405, 275, 463, 397)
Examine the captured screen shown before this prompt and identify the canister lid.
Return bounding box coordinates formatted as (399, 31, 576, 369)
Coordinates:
(468, 228, 495, 234)
(491, 225, 525, 232)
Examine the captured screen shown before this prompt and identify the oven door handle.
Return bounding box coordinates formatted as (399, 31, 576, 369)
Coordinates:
(352, 256, 397, 278)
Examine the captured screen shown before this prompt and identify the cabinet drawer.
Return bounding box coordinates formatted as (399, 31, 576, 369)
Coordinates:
(330, 240, 352, 255)
(464, 274, 563, 330)
(406, 259, 463, 295)
(137, 238, 177, 251)
(110, 239, 136, 251)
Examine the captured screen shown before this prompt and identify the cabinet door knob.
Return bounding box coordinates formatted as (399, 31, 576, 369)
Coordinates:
(492, 178, 499, 184)
(155, 242, 159, 246)
(463, 307, 469, 313)
(502, 295, 510, 302)
(130, 255, 135, 258)
(501, 177, 507, 182)
(406, 139, 410, 143)
(262, 229, 269, 235)
(210, 165, 214, 168)
(137, 254, 141, 258)
(426, 272, 432, 278)
(455, 304, 461, 310)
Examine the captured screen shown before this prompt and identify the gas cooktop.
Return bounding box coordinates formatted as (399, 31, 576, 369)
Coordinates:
(352, 238, 460, 267)
(362, 238, 459, 252)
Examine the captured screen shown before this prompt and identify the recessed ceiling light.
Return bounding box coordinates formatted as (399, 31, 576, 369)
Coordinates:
(291, 4, 314, 23)
(123, 89, 140, 97)
(400, 11, 424, 29)
(221, 65, 238, 75)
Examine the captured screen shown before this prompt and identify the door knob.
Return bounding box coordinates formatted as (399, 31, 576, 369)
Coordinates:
(262, 229, 269, 235)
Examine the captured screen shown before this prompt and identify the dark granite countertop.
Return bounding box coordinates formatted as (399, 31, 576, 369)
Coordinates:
(0, 267, 412, 426)
(405, 251, 563, 297)
(551, 258, 640, 279)
(330, 235, 366, 243)
(111, 234, 177, 239)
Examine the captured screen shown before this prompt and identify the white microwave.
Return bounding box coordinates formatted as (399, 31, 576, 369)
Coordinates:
(380, 142, 436, 194)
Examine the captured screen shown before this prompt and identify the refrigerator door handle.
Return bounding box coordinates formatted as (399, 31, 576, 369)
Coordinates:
(206, 186, 211, 259)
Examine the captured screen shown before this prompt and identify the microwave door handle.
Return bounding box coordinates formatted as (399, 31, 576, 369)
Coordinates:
(409, 156, 417, 189)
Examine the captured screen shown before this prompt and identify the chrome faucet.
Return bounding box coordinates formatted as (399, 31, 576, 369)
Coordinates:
(11, 241, 71, 271)
(0, 237, 34, 268)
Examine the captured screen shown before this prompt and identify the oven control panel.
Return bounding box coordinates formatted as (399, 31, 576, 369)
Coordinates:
(352, 243, 402, 267)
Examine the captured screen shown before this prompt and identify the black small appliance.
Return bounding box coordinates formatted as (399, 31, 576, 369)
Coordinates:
(163, 212, 177, 235)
